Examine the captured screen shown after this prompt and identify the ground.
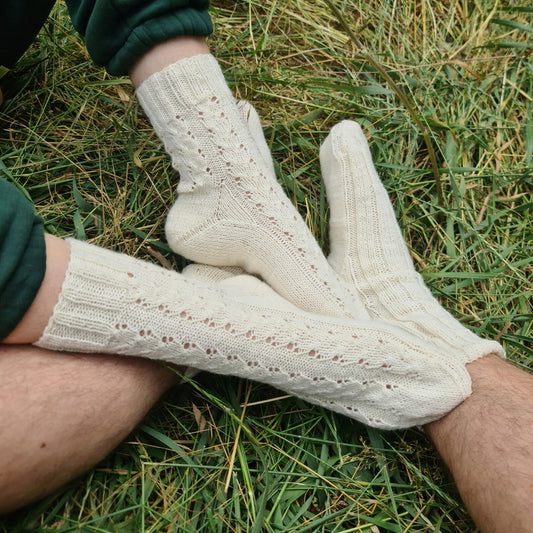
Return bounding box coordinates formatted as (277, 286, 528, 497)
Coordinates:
(0, 1, 531, 531)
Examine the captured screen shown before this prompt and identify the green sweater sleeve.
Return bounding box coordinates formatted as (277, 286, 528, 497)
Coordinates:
(0, 0, 57, 69)
(66, 0, 213, 76)
(0, 179, 46, 341)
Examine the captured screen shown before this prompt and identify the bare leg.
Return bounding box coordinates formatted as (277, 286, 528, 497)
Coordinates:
(129, 36, 209, 88)
(0, 233, 188, 512)
(426, 355, 533, 533)
(0, 344, 179, 513)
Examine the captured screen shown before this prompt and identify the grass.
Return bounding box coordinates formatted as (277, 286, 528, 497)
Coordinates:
(0, 0, 531, 531)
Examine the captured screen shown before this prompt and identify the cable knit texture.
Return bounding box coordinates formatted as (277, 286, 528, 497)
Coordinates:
(319, 121, 504, 364)
(35, 240, 473, 430)
(135, 54, 367, 319)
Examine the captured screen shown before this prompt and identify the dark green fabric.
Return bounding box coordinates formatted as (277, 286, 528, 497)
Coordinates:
(67, 0, 213, 75)
(0, 0, 212, 337)
(0, 0, 213, 76)
(0, 179, 46, 341)
(0, 0, 57, 68)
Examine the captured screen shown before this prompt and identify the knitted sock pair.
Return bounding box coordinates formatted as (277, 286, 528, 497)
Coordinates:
(35, 54, 503, 429)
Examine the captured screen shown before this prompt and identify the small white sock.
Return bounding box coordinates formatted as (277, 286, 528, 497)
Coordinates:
(136, 54, 367, 319)
(320, 120, 504, 363)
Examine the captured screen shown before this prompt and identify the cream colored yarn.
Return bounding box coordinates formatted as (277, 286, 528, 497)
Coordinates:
(135, 54, 367, 319)
(34, 57, 504, 430)
(319, 120, 504, 364)
(35, 239, 473, 429)
(229, 103, 504, 366)
(235, 101, 503, 366)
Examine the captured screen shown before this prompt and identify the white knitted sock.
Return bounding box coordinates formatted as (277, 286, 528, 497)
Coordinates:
(35, 239, 472, 429)
(320, 121, 504, 364)
(135, 54, 367, 319)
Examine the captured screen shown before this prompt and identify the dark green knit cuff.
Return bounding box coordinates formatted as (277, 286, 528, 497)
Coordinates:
(0, 179, 46, 341)
(67, 0, 213, 77)
(106, 8, 213, 76)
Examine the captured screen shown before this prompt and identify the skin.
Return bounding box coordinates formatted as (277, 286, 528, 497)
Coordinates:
(129, 36, 209, 89)
(0, 236, 185, 513)
(0, 344, 178, 514)
(4, 235, 71, 344)
(426, 355, 533, 533)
